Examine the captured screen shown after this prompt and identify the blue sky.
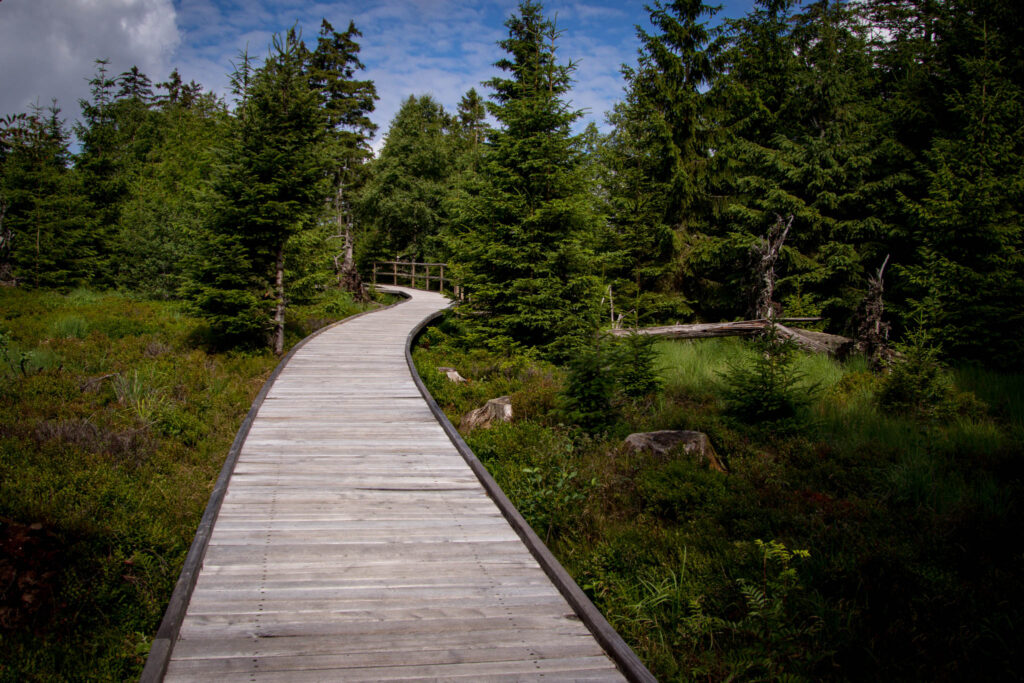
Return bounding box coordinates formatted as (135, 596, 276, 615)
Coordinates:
(0, 0, 757, 151)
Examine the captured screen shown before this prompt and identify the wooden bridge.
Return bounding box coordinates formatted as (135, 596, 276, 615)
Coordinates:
(142, 286, 652, 681)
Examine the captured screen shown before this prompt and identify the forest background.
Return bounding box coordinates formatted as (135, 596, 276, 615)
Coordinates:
(1, 0, 1022, 680)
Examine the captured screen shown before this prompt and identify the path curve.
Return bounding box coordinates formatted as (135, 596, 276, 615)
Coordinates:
(144, 287, 647, 681)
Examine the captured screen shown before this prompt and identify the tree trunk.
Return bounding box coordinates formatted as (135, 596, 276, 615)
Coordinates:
(333, 178, 368, 302)
(611, 319, 854, 356)
(273, 243, 285, 356)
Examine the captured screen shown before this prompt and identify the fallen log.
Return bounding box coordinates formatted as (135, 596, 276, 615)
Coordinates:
(610, 319, 854, 356)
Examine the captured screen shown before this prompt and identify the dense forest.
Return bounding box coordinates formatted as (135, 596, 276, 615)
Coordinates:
(2, 0, 1022, 364)
(2, 0, 1023, 679)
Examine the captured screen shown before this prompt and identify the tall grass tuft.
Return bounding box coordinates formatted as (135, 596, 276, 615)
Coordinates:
(52, 315, 90, 339)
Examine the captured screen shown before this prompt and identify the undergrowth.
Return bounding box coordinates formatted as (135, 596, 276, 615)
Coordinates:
(0, 286, 380, 680)
(413, 316, 1024, 681)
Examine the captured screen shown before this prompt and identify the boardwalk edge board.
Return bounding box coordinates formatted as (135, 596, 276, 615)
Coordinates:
(404, 309, 657, 683)
(140, 291, 411, 682)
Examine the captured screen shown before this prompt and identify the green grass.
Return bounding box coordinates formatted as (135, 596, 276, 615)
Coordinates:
(0, 286, 383, 681)
(413, 320, 1024, 682)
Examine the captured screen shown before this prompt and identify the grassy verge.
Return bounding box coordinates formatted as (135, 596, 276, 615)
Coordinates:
(413, 317, 1024, 681)
(0, 286, 383, 681)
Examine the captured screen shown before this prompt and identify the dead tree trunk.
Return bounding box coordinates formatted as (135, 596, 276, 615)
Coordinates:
(610, 319, 854, 356)
(753, 214, 793, 320)
(273, 243, 286, 356)
(857, 254, 892, 368)
(330, 164, 369, 303)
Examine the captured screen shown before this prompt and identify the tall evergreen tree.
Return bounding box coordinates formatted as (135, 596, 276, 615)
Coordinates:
(75, 61, 160, 284)
(894, 1, 1024, 366)
(188, 30, 329, 352)
(308, 18, 378, 296)
(357, 94, 455, 263)
(0, 103, 90, 287)
(450, 0, 600, 360)
(456, 87, 487, 155)
(116, 86, 227, 297)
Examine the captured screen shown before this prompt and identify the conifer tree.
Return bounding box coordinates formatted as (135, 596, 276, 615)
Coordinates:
(189, 30, 329, 352)
(357, 95, 455, 263)
(456, 88, 487, 154)
(75, 61, 160, 284)
(308, 19, 377, 296)
(895, 3, 1024, 366)
(116, 87, 227, 297)
(450, 0, 600, 360)
(0, 103, 90, 287)
(630, 0, 721, 230)
(601, 0, 721, 324)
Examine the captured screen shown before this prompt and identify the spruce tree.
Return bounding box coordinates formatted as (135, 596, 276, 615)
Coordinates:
(450, 0, 600, 360)
(116, 86, 227, 297)
(895, 4, 1024, 366)
(0, 103, 90, 287)
(188, 30, 329, 352)
(75, 61, 160, 284)
(308, 19, 377, 296)
(357, 95, 455, 263)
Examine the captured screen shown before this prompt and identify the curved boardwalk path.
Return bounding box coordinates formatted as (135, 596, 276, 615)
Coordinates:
(149, 287, 636, 681)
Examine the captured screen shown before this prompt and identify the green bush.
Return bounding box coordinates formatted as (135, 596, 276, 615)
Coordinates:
(637, 456, 728, 522)
(720, 322, 814, 426)
(614, 333, 662, 399)
(559, 337, 618, 432)
(880, 327, 985, 421)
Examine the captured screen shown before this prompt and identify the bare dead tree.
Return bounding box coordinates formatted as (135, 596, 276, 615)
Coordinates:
(328, 160, 369, 303)
(0, 195, 13, 284)
(752, 214, 793, 320)
(857, 254, 892, 368)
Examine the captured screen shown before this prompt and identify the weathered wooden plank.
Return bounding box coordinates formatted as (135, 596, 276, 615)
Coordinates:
(165, 656, 621, 682)
(165, 641, 607, 674)
(171, 631, 603, 660)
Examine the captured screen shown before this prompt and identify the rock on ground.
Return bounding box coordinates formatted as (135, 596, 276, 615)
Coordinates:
(437, 367, 467, 383)
(623, 430, 727, 473)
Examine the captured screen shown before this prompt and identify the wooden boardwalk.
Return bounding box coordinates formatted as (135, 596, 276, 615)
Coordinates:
(148, 287, 639, 681)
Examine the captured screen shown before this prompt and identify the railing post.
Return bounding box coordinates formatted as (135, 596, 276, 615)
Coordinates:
(439, 265, 444, 295)
(393, 261, 397, 286)
(372, 262, 377, 287)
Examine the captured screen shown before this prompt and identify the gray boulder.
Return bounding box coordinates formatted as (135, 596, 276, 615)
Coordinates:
(623, 430, 726, 473)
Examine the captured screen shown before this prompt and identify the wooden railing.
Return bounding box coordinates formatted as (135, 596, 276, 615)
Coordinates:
(372, 261, 460, 297)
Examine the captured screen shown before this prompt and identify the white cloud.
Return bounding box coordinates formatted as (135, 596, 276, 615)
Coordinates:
(0, 0, 179, 122)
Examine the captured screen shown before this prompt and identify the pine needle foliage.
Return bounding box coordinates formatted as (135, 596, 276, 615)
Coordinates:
(186, 29, 329, 349)
(720, 320, 813, 426)
(449, 0, 601, 361)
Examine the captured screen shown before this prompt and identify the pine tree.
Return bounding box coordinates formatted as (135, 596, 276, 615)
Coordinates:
(357, 95, 455, 263)
(456, 87, 487, 155)
(600, 0, 722, 325)
(896, 3, 1024, 366)
(116, 87, 227, 297)
(449, 0, 600, 360)
(0, 103, 91, 287)
(631, 0, 721, 230)
(684, 0, 891, 328)
(188, 30, 330, 352)
(75, 61, 160, 284)
(308, 19, 378, 296)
